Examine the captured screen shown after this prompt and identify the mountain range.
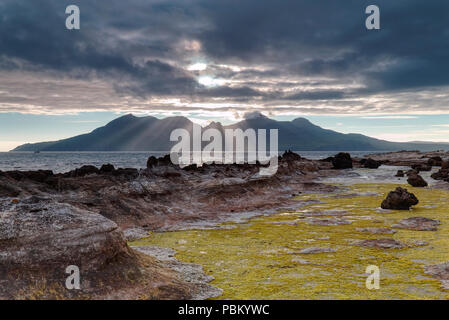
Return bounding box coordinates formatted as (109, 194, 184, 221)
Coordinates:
(11, 113, 449, 152)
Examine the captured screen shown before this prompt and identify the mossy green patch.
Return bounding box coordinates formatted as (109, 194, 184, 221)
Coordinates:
(130, 183, 449, 299)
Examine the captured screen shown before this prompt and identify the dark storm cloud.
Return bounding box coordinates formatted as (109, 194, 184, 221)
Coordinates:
(0, 0, 448, 112)
(198, 0, 449, 92)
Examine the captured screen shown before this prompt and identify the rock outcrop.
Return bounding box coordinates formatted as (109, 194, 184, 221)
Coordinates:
(0, 196, 202, 299)
(381, 187, 419, 210)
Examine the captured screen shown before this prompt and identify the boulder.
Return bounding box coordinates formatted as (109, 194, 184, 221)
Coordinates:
(362, 158, 381, 169)
(406, 169, 419, 176)
(0, 197, 132, 298)
(431, 169, 449, 181)
(395, 170, 405, 177)
(331, 153, 353, 169)
(407, 174, 428, 187)
(381, 187, 419, 210)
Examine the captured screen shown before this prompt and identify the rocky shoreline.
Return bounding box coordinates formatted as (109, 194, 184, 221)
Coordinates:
(1, 150, 449, 299)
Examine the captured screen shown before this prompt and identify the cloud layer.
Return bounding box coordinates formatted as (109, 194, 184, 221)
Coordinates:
(1, 0, 449, 116)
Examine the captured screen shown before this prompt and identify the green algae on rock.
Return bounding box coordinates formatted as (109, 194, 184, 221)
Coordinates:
(130, 183, 449, 300)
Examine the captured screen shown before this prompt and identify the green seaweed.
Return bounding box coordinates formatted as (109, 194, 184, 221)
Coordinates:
(130, 183, 449, 299)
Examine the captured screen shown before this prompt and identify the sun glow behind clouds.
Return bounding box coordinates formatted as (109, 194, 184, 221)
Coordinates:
(187, 63, 207, 71)
(198, 76, 227, 87)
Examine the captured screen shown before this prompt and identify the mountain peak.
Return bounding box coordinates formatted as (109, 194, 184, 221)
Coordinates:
(243, 111, 268, 120)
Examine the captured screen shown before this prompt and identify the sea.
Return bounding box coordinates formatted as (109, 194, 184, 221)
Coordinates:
(0, 151, 385, 173)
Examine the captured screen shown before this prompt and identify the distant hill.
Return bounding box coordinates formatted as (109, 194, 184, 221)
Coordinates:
(11, 113, 449, 152)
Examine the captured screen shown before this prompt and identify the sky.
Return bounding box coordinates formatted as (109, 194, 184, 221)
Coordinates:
(0, 0, 449, 151)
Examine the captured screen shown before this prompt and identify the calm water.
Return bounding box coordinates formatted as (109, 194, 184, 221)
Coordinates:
(0, 151, 382, 173)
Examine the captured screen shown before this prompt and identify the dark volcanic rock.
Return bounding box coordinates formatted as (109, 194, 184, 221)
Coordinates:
(381, 187, 419, 210)
(431, 169, 449, 181)
(282, 150, 302, 161)
(100, 163, 115, 173)
(331, 153, 353, 169)
(112, 168, 139, 178)
(395, 170, 405, 177)
(407, 174, 428, 187)
(362, 158, 381, 169)
(442, 161, 449, 170)
(392, 217, 441, 231)
(68, 165, 99, 177)
(146, 156, 158, 168)
(355, 238, 405, 249)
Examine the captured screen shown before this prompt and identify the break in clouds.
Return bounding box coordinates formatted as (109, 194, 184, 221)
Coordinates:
(0, 0, 449, 117)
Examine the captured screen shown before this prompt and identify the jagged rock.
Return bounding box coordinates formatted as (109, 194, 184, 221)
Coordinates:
(146, 156, 158, 168)
(5, 170, 54, 183)
(282, 150, 302, 161)
(407, 174, 428, 187)
(392, 217, 441, 231)
(395, 170, 405, 177)
(362, 158, 381, 169)
(381, 187, 419, 210)
(100, 163, 115, 173)
(406, 169, 419, 176)
(356, 227, 397, 234)
(69, 165, 99, 177)
(355, 238, 405, 249)
(331, 153, 353, 169)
